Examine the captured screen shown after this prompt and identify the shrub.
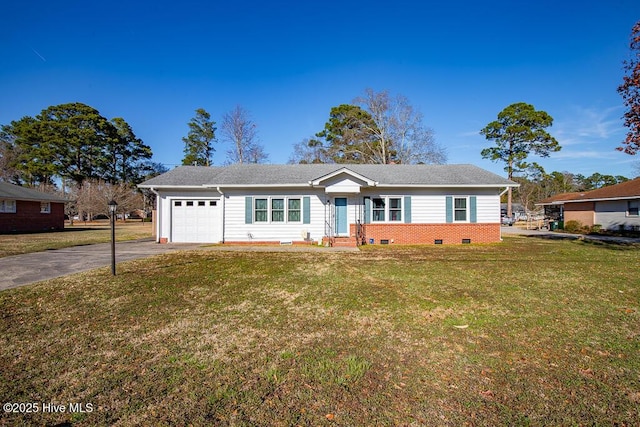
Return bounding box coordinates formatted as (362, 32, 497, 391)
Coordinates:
(590, 224, 602, 234)
(563, 220, 585, 234)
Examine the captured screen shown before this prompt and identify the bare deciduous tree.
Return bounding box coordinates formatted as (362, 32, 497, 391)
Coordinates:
(354, 89, 446, 164)
(76, 180, 143, 221)
(221, 105, 268, 164)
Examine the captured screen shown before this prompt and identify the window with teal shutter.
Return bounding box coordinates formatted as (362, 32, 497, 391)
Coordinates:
(245, 196, 253, 224)
(303, 196, 311, 224)
(363, 197, 371, 224)
(445, 196, 453, 223)
(404, 196, 411, 223)
(470, 196, 477, 223)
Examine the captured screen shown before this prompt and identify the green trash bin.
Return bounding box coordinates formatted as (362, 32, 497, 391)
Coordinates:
(549, 221, 558, 231)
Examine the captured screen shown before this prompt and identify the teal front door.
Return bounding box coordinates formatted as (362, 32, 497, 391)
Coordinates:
(335, 197, 348, 235)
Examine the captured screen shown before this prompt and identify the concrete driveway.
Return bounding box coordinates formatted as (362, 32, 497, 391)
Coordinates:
(0, 239, 206, 291)
(0, 239, 357, 291)
(500, 225, 640, 244)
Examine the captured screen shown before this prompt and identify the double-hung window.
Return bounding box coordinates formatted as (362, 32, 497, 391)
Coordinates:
(40, 202, 51, 213)
(255, 198, 268, 222)
(389, 198, 402, 222)
(0, 200, 16, 213)
(372, 198, 385, 221)
(288, 199, 301, 222)
(371, 197, 402, 222)
(629, 200, 639, 217)
(254, 197, 302, 223)
(454, 197, 467, 221)
(271, 199, 285, 222)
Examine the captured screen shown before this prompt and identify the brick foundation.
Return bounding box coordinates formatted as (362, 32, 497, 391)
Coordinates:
(351, 223, 501, 245)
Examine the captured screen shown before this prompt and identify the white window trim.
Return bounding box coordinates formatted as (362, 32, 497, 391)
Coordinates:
(0, 199, 17, 213)
(254, 196, 302, 224)
(40, 202, 51, 214)
(371, 196, 403, 223)
(453, 196, 469, 223)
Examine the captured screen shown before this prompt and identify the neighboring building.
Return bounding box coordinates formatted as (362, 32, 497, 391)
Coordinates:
(537, 177, 640, 231)
(0, 182, 68, 233)
(139, 164, 517, 246)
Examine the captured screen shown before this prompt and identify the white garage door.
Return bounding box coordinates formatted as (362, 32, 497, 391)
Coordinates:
(171, 199, 220, 243)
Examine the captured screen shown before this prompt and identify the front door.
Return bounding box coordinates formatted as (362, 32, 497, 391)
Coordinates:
(335, 197, 348, 236)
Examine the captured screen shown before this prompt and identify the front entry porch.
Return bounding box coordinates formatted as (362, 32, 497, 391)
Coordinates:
(323, 196, 365, 248)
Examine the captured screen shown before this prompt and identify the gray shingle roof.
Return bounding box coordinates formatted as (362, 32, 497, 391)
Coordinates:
(0, 182, 69, 203)
(139, 164, 516, 188)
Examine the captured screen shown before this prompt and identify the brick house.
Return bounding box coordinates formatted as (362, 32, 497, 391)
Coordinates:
(0, 182, 68, 233)
(538, 177, 640, 231)
(138, 164, 518, 246)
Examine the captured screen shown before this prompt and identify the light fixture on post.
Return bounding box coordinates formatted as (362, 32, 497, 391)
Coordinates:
(108, 199, 118, 276)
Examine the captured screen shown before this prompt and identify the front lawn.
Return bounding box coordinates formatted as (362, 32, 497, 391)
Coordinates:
(1, 236, 638, 425)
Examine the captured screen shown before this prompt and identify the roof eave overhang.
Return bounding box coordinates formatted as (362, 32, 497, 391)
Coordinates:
(372, 183, 519, 188)
(562, 195, 640, 203)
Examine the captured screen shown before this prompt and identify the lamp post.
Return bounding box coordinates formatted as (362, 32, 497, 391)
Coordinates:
(108, 199, 118, 276)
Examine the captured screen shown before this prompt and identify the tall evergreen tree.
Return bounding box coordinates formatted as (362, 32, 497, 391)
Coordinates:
(1, 102, 152, 187)
(107, 117, 153, 184)
(480, 102, 560, 217)
(182, 108, 216, 166)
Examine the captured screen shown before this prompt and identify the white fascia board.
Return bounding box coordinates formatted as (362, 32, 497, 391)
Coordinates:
(375, 183, 519, 189)
(137, 185, 213, 189)
(563, 196, 640, 203)
(202, 183, 313, 189)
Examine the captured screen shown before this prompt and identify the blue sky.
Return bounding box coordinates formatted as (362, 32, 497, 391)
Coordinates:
(2, 0, 640, 179)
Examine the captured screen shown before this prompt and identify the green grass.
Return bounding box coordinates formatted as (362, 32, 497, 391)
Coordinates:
(1, 235, 638, 425)
(0, 221, 153, 257)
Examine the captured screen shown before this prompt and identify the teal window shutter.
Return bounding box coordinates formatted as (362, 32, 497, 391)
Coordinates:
(364, 197, 371, 224)
(245, 196, 253, 224)
(470, 196, 477, 223)
(404, 196, 411, 223)
(303, 196, 311, 224)
(445, 196, 453, 223)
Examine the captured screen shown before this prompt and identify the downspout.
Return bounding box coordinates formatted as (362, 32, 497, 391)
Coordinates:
(217, 187, 225, 243)
(150, 187, 161, 243)
(499, 187, 510, 242)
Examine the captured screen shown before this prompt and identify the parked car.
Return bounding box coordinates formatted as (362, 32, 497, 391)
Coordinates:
(501, 215, 515, 226)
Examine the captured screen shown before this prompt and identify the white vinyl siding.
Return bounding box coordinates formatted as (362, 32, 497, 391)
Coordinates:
(224, 190, 326, 242)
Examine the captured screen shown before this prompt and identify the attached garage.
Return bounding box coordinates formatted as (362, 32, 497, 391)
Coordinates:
(171, 199, 221, 243)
